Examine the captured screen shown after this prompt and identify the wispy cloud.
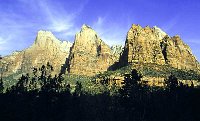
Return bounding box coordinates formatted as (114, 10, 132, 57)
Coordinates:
(92, 16, 128, 46)
(37, 1, 75, 33)
(162, 16, 180, 32)
(0, 37, 7, 45)
(0, 0, 87, 56)
(185, 39, 200, 45)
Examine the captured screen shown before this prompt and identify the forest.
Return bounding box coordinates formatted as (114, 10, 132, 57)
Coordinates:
(0, 63, 200, 121)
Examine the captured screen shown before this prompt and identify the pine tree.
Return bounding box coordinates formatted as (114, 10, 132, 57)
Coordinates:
(120, 69, 142, 98)
(74, 81, 82, 96)
(165, 74, 178, 92)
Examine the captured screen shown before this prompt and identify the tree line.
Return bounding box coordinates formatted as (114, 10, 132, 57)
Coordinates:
(0, 63, 200, 121)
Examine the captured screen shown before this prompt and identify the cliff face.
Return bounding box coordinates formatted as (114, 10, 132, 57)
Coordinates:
(161, 35, 199, 70)
(68, 25, 119, 76)
(1, 30, 72, 76)
(111, 45, 123, 61)
(1, 23, 199, 78)
(120, 24, 199, 72)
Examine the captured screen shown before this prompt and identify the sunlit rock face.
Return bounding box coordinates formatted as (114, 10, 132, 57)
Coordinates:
(161, 35, 199, 71)
(1, 30, 72, 76)
(111, 45, 123, 60)
(120, 24, 200, 72)
(68, 24, 120, 76)
(120, 24, 166, 65)
(1, 23, 199, 79)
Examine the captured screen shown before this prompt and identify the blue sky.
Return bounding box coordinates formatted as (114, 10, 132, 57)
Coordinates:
(0, 0, 200, 61)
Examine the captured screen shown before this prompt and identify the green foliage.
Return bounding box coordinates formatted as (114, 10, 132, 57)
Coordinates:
(6, 63, 69, 93)
(99, 63, 200, 81)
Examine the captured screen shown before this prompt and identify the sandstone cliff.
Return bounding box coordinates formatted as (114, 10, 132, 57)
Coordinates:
(68, 24, 120, 76)
(120, 24, 200, 72)
(1, 23, 199, 79)
(111, 45, 123, 60)
(1, 30, 72, 76)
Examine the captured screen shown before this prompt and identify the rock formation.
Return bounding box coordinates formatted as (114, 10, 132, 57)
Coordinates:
(111, 45, 123, 60)
(68, 24, 119, 76)
(120, 24, 200, 72)
(1, 30, 72, 76)
(1, 23, 199, 79)
(161, 35, 199, 70)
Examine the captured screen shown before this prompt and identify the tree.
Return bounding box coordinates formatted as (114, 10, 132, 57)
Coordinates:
(165, 74, 178, 92)
(46, 62, 53, 76)
(14, 74, 30, 93)
(66, 84, 71, 95)
(30, 68, 39, 90)
(120, 69, 142, 98)
(74, 81, 82, 96)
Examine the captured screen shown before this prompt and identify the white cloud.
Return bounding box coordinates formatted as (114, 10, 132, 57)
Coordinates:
(162, 16, 180, 32)
(0, 37, 6, 45)
(0, 0, 88, 55)
(92, 16, 127, 46)
(37, 0, 75, 33)
(0, 36, 12, 52)
(93, 17, 105, 28)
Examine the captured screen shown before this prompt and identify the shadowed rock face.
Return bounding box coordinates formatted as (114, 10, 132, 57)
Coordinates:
(1, 30, 72, 76)
(120, 24, 199, 72)
(68, 25, 120, 76)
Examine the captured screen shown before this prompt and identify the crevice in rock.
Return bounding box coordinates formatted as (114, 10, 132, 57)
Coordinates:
(160, 41, 168, 63)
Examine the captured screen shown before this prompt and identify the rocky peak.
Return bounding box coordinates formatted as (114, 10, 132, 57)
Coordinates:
(122, 25, 166, 65)
(120, 24, 200, 72)
(75, 24, 99, 45)
(32, 30, 72, 53)
(153, 26, 167, 40)
(34, 30, 57, 47)
(68, 25, 118, 76)
(127, 24, 167, 41)
(2, 30, 72, 77)
(81, 24, 91, 30)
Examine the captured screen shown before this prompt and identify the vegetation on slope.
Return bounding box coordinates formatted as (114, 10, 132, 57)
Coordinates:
(0, 69, 200, 121)
(100, 63, 200, 80)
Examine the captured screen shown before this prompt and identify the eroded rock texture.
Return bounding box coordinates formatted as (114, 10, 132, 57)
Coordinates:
(1, 30, 72, 76)
(120, 24, 199, 72)
(68, 25, 120, 76)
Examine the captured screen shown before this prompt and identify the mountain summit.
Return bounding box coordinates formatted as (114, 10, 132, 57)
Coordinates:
(1, 24, 199, 80)
(1, 30, 72, 76)
(120, 24, 199, 72)
(68, 24, 119, 76)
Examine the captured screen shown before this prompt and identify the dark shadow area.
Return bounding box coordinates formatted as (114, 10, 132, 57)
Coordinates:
(1, 67, 200, 121)
(60, 58, 70, 74)
(160, 40, 168, 63)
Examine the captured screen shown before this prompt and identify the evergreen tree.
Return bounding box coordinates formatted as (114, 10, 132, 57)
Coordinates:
(165, 74, 178, 92)
(120, 69, 142, 98)
(74, 81, 82, 96)
(15, 74, 30, 93)
(66, 84, 71, 95)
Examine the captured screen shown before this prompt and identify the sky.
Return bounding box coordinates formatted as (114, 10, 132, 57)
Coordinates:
(0, 0, 200, 61)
